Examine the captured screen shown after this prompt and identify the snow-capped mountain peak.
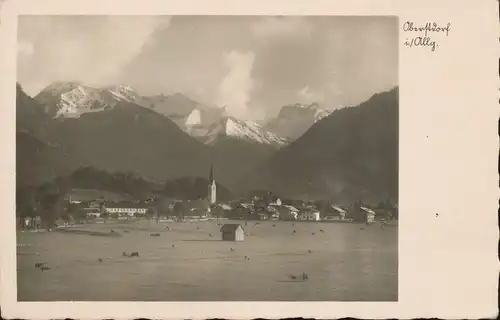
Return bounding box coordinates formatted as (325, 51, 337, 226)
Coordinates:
(35, 82, 142, 118)
(107, 84, 139, 102)
(42, 81, 82, 96)
(57, 85, 116, 118)
(206, 117, 287, 146)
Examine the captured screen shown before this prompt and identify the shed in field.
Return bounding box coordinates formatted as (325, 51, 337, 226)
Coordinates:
(220, 224, 245, 241)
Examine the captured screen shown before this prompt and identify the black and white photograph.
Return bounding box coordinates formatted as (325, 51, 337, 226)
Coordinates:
(14, 15, 400, 302)
(1, 0, 498, 318)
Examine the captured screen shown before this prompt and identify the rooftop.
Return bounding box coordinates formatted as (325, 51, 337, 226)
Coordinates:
(360, 206, 376, 214)
(283, 205, 299, 212)
(332, 205, 347, 213)
(220, 224, 244, 232)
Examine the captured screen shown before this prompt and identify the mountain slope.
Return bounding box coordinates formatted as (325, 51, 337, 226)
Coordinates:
(35, 82, 201, 120)
(199, 117, 287, 188)
(18, 83, 281, 189)
(210, 137, 282, 189)
(264, 102, 334, 141)
(237, 88, 398, 204)
(16, 84, 79, 187)
(16, 131, 77, 187)
(135, 93, 200, 118)
(34, 82, 231, 140)
(67, 166, 164, 199)
(204, 117, 287, 146)
(16, 83, 52, 137)
(37, 101, 212, 182)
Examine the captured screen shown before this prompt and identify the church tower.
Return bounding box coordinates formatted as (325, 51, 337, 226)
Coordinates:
(208, 165, 217, 204)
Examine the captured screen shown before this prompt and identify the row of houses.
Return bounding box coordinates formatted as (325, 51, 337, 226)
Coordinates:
(65, 193, 393, 224)
(229, 200, 379, 223)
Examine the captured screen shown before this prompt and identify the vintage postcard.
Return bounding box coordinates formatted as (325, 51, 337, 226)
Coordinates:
(0, 0, 498, 319)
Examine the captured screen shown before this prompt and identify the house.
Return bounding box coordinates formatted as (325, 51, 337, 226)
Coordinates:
(83, 201, 102, 217)
(360, 207, 376, 223)
(297, 209, 321, 221)
(266, 206, 280, 220)
(85, 212, 101, 218)
(322, 205, 347, 220)
(104, 203, 148, 217)
(270, 198, 282, 206)
(277, 205, 299, 220)
(258, 213, 269, 220)
(218, 203, 232, 211)
(22, 216, 42, 229)
(183, 199, 210, 219)
(231, 203, 254, 219)
(210, 203, 232, 218)
(220, 224, 245, 241)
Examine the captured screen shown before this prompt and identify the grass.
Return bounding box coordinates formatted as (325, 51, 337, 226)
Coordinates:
(17, 219, 398, 301)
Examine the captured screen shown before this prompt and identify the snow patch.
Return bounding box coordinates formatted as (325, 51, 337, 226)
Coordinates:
(207, 117, 287, 146)
(185, 109, 202, 126)
(107, 84, 139, 102)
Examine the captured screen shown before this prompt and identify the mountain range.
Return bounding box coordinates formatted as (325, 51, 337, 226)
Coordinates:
(16, 81, 398, 204)
(33, 82, 286, 146)
(16, 83, 287, 189)
(237, 88, 399, 204)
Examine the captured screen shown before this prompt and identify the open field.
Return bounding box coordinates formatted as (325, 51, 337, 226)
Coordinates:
(17, 220, 397, 301)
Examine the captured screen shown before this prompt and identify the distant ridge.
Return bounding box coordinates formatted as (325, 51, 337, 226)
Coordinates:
(237, 87, 399, 204)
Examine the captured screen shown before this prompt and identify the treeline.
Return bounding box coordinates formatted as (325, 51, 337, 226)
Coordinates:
(16, 166, 234, 226)
(69, 166, 164, 198)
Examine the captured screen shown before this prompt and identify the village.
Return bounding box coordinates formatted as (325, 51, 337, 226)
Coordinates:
(17, 165, 396, 230)
(19, 190, 398, 230)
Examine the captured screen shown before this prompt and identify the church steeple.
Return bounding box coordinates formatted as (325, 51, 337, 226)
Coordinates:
(208, 164, 216, 204)
(209, 164, 214, 183)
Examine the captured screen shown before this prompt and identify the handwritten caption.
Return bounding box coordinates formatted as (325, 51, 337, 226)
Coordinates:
(403, 21, 451, 51)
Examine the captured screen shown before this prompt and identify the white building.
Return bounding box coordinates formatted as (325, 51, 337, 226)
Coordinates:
(270, 198, 282, 206)
(86, 212, 101, 218)
(331, 205, 347, 220)
(297, 210, 321, 221)
(360, 206, 376, 223)
(104, 206, 147, 217)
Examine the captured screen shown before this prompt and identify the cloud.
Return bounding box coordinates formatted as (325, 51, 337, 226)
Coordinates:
(248, 16, 398, 116)
(17, 40, 34, 57)
(17, 16, 170, 95)
(17, 16, 398, 120)
(252, 17, 312, 41)
(216, 50, 255, 119)
(297, 85, 325, 103)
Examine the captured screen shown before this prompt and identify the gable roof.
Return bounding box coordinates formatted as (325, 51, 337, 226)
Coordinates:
(218, 203, 232, 210)
(220, 224, 244, 232)
(332, 205, 347, 213)
(360, 206, 376, 215)
(283, 205, 299, 212)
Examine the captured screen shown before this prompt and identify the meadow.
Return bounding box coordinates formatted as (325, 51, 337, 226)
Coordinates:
(17, 219, 397, 301)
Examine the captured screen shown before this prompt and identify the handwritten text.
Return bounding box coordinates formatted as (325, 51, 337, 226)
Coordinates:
(402, 21, 451, 51)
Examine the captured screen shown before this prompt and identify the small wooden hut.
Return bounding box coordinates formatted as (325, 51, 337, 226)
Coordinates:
(220, 224, 245, 241)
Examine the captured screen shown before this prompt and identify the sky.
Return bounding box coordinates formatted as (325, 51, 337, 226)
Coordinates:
(17, 15, 398, 120)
